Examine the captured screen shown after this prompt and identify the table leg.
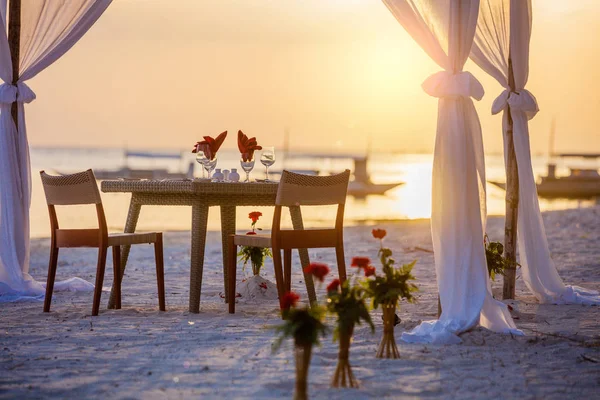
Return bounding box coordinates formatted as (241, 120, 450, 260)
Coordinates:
(107, 198, 141, 309)
(289, 206, 317, 306)
(220, 205, 236, 302)
(189, 202, 209, 313)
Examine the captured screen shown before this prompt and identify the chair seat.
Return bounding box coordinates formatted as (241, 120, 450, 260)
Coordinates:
(233, 234, 272, 248)
(108, 232, 159, 246)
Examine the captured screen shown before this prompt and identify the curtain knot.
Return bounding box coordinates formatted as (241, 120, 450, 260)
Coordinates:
(492, 89, 538, 120)
(422, 71, 484, 101)
(0, 81, 36, 105)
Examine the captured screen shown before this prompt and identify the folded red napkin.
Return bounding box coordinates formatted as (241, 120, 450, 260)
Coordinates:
(237, 130, 262, 161)
(192, 131, 227, 160)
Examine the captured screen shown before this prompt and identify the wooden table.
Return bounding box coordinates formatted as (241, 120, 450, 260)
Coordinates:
(101, 179, 316, 313)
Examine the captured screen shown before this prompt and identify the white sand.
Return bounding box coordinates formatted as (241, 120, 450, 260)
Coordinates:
(1, 207, 599, 399)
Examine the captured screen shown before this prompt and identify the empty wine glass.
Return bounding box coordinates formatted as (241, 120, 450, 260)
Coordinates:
(260, 147, 276, 182)
(240, 152, 255, 182)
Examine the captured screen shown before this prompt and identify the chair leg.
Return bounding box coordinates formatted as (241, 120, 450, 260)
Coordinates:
(335, 244, 347, 283)
(112, 246, 122, 310)
(284, 249, 292, 293)
(43, 246, 59, 312)
(154, 233, 166, 312)
(272, 248, 286, 317)
(92, 246, 108, 316)
(228, 236, 237, 314)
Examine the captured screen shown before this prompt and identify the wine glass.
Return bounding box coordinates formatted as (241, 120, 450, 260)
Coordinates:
(195, 151, 208, 179)
(197, 144, 218, 180)
(204, 154, 218, 180)
(260, 147, 276, 182)
(240, 152, 255, 182)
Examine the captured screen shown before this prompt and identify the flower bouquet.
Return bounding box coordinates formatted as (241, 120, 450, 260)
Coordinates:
(484, 234, 519, 282)
(236, 211, 276, 301)
(325, 275, 374, 388)
(273, 292, 327, 400)
(360, 229, 418, 359)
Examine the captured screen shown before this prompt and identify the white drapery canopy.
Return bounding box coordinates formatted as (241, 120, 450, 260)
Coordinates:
(0, 0, 111, 302)
(471, 0, 600, 305)
(382, 0, 522, 344)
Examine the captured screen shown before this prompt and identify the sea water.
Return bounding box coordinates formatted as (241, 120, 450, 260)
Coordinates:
(29, 147, 598, 238)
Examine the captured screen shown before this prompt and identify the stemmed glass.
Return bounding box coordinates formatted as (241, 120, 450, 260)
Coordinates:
(260, 147, 276, 182)
(240, 152, 255, 183)
(195, 151, 207, 179)
(196, 144, 218, 180)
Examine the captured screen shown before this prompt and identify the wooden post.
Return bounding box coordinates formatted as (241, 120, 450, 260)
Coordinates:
(502, 56, 519, 300)
(8, 0, 22, 128)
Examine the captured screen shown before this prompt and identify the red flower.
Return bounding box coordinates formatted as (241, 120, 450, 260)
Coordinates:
(246, 231, 257, 235)
(372, 229, 387, 240)
(281, 291, 300, 309)
(326, 279, 340, 292)
(303, 262, 330, 282)
(249, 211, 262, 223)
(364, 265, 376, 277)
(351, 257, 371, 269)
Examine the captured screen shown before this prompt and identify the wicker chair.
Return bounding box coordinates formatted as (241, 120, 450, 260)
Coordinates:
(228, 169, 351, 314)
(40, 169, 165, 316)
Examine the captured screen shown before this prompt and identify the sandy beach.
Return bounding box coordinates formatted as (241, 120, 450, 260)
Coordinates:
(1, 206, 599, 399)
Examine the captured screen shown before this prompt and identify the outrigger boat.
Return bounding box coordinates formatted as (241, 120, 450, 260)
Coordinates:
(89, 150, 194, 180)
(346, 157, 403, 197)
(490, 153, 600, 198)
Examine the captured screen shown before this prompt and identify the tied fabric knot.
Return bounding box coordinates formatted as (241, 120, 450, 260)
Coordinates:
(422, 71, 484, 101)
(492, 89, 538, 120)
(0, 81, 36, 104)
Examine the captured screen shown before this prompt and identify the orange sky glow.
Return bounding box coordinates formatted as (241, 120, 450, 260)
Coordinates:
(24, 0, 600, 155)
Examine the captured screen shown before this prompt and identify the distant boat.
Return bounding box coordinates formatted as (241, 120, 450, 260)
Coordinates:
(347, 157, 404, 197)
(489, 153, 600, 198)
(85, 150, 194, 180)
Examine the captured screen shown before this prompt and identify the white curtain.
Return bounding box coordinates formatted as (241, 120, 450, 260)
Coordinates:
(471, 0, 600, 305)
(382, 0, 522, 344)
(0, 0, 112, 302)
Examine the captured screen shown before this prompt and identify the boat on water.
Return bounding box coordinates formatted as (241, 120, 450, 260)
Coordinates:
(346, 157, 404, 197)
(87, 150, 194, 180)
(489, 153, 600, 198)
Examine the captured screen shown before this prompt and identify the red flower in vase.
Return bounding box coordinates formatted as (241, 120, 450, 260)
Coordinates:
(303, 262, 330, 282)
(249, 211, 262, 223)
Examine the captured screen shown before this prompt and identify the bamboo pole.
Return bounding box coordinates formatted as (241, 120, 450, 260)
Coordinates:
(502, 56, 519, 300)
(8, 0, 22, 128)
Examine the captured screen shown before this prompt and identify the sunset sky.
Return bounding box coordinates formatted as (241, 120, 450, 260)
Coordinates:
(24, 0, 600, 155)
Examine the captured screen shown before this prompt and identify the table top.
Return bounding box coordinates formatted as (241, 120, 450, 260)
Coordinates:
(101, 179, 279, 195)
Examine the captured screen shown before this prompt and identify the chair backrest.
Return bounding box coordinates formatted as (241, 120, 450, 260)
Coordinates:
(275, 170, 350, 206)
(40, 169, 102, 206)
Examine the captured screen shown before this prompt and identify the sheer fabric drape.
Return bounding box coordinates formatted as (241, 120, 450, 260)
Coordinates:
(0, 0, 111, 302)
(471, 0, 600, 305)
(382, 0, 522, 344)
